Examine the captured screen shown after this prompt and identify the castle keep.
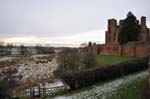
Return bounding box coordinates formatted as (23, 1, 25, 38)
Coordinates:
(87, 15, 150, 57)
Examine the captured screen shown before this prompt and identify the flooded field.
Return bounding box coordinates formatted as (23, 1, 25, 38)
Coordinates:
(52, 70, 148, 99)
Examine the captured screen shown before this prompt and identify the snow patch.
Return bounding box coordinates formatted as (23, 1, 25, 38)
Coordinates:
(0, 56, 15, 62)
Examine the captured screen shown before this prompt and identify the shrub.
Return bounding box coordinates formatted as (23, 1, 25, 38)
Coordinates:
(56, 49, 98, 74)
(54, 57, 148, 90)
(0, 80, 11, 98)
(56, 48, 80, 73)
(82, 53, 98, 68)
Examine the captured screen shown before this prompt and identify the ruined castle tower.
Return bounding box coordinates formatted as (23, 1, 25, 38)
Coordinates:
(140, 16, 148, 41)
(105, 19, 119, 44)
(106, 16, 150, 44)
(88, 14, 150, 57)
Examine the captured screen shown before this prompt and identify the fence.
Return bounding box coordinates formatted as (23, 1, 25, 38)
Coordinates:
(17, 85, 67, 99)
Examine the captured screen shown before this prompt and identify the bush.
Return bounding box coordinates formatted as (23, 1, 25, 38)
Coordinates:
(54, 57, 148, 90)
(82, 53, 98, 68)
(56, 49, 98, 74)
(56, 48, 80, 73)
(0, 80, 11, 98)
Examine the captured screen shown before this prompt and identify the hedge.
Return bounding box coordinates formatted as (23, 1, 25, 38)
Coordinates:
(54, 57, 148, 90)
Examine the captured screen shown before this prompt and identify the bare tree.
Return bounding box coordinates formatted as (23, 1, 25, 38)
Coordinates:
(0, 41, 4, 56)
(6, 43, 13, 55)
(20, 44, 28, 55)
(56, 48, 80, 73)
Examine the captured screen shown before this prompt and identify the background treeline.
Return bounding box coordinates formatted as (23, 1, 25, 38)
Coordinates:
(0, 41, 55, 56)
(35, 45, 55, 54)
(54, 57, 148, 90)
(0, 41, 13, 56)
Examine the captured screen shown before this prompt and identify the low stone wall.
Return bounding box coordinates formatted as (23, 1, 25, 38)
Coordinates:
(100, 44, 120, 56)
(87, 42, 150, 58)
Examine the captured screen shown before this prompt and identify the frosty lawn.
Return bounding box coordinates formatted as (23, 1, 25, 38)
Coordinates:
(52, 70, 147, 99)
(95, 55, 134, 65)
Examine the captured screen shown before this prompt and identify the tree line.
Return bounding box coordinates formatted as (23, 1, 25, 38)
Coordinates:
(0, 41, 55, 56)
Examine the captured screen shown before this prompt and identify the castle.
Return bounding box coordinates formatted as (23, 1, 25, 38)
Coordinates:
(87, 14, 150, 57)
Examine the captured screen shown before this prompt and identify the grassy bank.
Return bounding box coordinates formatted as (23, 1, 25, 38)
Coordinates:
(52, 71, 148, 99)
(95, 55, 133, 65)
(106, 72, 146, 99)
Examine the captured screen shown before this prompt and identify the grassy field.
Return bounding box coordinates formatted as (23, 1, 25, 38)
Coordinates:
(95, 55, 134, 65)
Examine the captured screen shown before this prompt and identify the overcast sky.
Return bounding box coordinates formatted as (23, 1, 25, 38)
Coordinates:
(0, 0, 149, 47)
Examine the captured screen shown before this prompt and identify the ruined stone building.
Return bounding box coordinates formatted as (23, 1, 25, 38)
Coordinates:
(87, 16, 150, 57)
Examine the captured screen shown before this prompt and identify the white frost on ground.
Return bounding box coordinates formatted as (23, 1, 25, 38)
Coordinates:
(32, 54, 51, 58)
(15, 55, 58, 82)
(42, 80, 64, 88)
(25, 80, 65, 90)
(0, 56, 16, 62)
(52, 71, 148, 99)
(0, 54, 58, 84)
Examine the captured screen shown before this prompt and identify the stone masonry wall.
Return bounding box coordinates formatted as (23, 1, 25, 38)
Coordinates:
(87, 42, 150, 58)
(122, 43, 136, 57)
(100, 44, 120, 56)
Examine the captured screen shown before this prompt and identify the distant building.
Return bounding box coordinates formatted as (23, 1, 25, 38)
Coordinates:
(87, 15, 150, 57)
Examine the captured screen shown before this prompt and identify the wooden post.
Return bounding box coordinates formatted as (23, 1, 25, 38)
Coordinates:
(30, 88, 33, 98)
(30, 88, 35, 99)
(32, 89, 35, 99)
(38, 86, 41, 97)
(42, 88, 46, 99)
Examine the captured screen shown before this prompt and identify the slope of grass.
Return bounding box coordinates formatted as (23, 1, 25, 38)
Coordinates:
(52, 71, 147, 99)
(107, 73, 146, 99)
(95, 55, 134, 65)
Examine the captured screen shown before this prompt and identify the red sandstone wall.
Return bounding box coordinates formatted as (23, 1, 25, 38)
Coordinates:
(87, 42, 150, 58)
(135, 47, 146, 57)
(88, 46, 92, 53)
(122, 43, 135, 57)
(92, 45, 99, 54)
(100, 44, 120, 56)
(135, 45, 150, 57)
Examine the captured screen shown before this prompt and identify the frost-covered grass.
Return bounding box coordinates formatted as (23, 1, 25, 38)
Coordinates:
(16, 55, 58, 82)
(95, 55, 134, 65)
(105, 73, 146, 99)
(0, 54, 59, 93)
(52, 70, 147, 99)
(0, 56, 16, 62)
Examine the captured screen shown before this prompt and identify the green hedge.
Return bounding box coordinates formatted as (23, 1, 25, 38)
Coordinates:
(54, 57, 148, 90)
